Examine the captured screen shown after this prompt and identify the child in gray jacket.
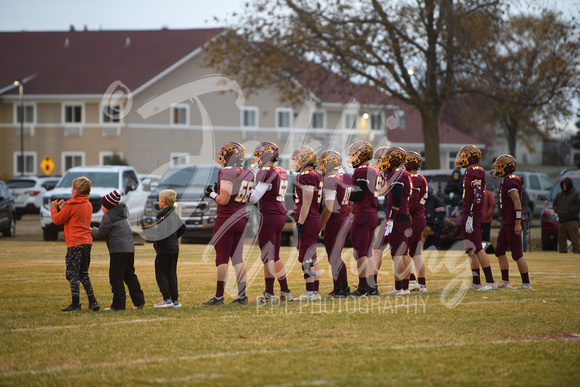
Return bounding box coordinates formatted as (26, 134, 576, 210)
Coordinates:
(92, 190, 145, 310)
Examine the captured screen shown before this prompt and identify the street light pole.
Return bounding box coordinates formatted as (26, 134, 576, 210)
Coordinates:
(14, 80, 24, 176)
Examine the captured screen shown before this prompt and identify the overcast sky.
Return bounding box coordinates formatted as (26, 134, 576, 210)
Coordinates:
(0, 0, 578, 32)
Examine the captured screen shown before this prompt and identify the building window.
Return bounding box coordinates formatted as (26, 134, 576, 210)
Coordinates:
(344, 113, 358, 130)
(62, 152, 84, 172)
(276, 108, 292, 129)
(63, 104, 83, 123)
(312, 111, 325, 129)
(13, 152, 37, 176)
(14, 104, 35, 124)
(448, 151, 456, 169)
(170, 153, 189, 166)
(171, 104, 189, 126)
(102, 104, 121, 123)
(370, 113, 383, 131)
(394, 110, 406, 130)
(100, 151, 124, 165)
(242, 107, 258, 127)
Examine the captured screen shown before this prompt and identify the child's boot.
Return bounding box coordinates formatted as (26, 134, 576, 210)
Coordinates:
(88, 295, 100, 311)
(62, 296, 81, 312)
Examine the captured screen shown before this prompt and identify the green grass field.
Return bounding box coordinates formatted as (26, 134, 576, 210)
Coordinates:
(1, 232, 579, 386)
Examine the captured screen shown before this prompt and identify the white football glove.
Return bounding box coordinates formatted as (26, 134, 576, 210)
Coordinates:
(384, 220, 394, 236)
(465, 216, 474, 234)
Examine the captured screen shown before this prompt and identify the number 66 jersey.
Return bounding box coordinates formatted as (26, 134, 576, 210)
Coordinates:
(216, 166, 255, 220)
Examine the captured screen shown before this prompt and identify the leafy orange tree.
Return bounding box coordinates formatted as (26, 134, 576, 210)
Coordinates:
(206, 0, 510, 169)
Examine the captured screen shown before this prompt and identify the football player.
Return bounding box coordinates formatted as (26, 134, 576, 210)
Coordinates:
(318, 150, 353, 298)
(290, 146, 323, 301)
(203, 142, 255, 305)
(376, 147, 413, 295)
(369, 146, 390, 286)
(248, 142, 294, 302)
(455, 145, 497, 291)
(347, 141, 382, 296)
(405, 151, 428, 292)
(491, 154, 532, 290)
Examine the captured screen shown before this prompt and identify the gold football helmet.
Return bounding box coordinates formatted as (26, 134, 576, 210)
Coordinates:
(251, 141, 279, 169)
(373, 146, 390, 163)
(217, 141, 245, 167)
(347, 141, 373, 168)
(289, 146, 317, 172)
(455, 145, 481, 168)
(491, 154, 517, 178)
(405, 151, 422, 171)
(378, 146, 406, 172)
(317, 150, 342, 176)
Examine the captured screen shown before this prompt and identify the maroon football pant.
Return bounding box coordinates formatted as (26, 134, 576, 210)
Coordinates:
(297, 216, 321, 263)
(324, 215, 351, 285)
(258, 213, 285, 263)
(213, 216, 246, 266)
(351, 212, 378, 260)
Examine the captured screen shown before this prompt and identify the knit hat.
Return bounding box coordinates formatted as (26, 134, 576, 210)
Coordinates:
(101, 189, 121, 210)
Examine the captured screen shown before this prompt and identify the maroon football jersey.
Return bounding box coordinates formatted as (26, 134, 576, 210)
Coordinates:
(499, 174, 523, 225)
(217, 166, 255, 218)
(462, 165, 486, 221)
(409, 173, 428, 219)
(385, 169, 411, 216)
(256, 166, 288, 216)
(323, 172, 353, 219)
(294, 169, 322, 219)
(352, 164, 381, 213)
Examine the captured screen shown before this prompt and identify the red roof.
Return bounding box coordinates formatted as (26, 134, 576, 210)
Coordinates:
(0, 29, 222, 95)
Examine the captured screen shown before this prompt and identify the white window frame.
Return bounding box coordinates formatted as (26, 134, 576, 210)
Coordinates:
(241, 107, 259, 128)
(171, 104, 190, 126)
(343, 113, 358, 130)
(275, 107, 293, 129)
(100, 103, 123, 124)
(99, 151, 124, 165)
(13, 102, 36, 124)
(395, 109, 406, 129)
(170, 152, 189, 167)
(311, 110, 326, 129)
(448, 151, 457, 169)
(61, 152, 85, 173)
(370, 112, 383, 131)
(12, 151, 37, 176)
(62, 102, 84, 124)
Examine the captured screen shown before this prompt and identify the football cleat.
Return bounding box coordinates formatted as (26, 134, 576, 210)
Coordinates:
(455, 145, 481, 168)
(295, 291, 316, 301)
(419, 286, 428, 292)
(61, 303, 82, 312)
(491, 154, 517, 178)
(217, 142, 245, 167)
(348, 286, 369, 297)
(256, 292, 277, 303)
(405, 151, 423, 171)
(251, 141, 280, 169)
(202, 296, 224, 306)
(337, 286, 350, 297)
(378, 146, 406, 172)
(497, 280, 511, 289)
(517, 283, 533, 290)
(280, 290, 294, 301)
(368, 286, 380, 296)
(312, 292, 322, 301)
(317, 150, 342, 176)
(231, 295, 248, 305)
(347, 141, 373, 168)
(464, 283, 483, 290)
(409, 281, 422, 291)
(289, 146, 317, 172)
(383, 288, 404, 295)
(477, 282, 498, 292)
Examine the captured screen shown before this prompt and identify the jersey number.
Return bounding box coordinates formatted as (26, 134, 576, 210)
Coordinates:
(342, 187, 353, 205)
(234, 180, 254, 203)
(374, 176, 383, 198)
(276, 180, 288, 202)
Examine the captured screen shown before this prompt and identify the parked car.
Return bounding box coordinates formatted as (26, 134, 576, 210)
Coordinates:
(0, 180, 16, 237)
(138, 164, 222, 240)
(7, 176, 61, 218)
(540, 169, 580, 251)
(40, 165, 139, 241)
(488, 170, 552, 219)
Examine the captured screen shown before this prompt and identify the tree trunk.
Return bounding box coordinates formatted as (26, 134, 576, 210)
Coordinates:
(419, 106, 441, 169)
(508, 123, 517, 157)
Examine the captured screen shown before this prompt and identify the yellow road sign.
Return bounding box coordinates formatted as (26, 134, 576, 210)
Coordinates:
(40, 155, 54, 176)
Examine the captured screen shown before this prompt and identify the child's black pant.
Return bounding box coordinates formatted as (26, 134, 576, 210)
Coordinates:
(109, 252, 145, 310)
(154, 252, 179, 301)
(65, 244, 95, 301)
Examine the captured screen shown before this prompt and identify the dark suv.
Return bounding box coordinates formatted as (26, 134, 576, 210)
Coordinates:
(0, 181, 16, 237)
(540, 169, 580, 251)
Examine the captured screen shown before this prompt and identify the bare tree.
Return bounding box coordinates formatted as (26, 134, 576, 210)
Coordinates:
(206, 0, 506, 169)
(468, 9, 580, 157)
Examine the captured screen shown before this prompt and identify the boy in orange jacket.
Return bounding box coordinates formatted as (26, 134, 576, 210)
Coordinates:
(51, 176, 100, 312)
